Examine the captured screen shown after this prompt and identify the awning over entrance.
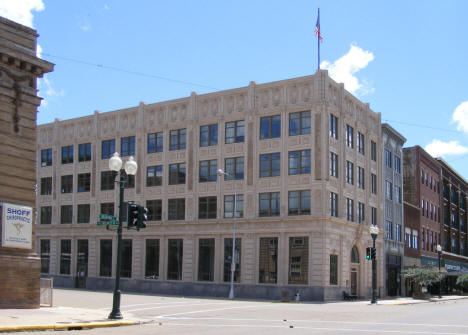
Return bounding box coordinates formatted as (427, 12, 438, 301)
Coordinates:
(420, 255, 468, 276)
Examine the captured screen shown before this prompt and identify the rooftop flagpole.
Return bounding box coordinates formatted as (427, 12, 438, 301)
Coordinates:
(315, 8, 323, 70)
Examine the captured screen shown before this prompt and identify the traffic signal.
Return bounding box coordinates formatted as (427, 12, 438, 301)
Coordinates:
(371, 247, 376, 260)
(127, 203, 139, 228)
(366, 247, 371, 260)
(137, 205, 148, 230)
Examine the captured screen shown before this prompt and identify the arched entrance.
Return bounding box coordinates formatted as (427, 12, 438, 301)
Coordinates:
(350, 246, 360, 296)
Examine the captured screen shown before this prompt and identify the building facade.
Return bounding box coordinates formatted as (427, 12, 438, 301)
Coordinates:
(36, 70, 384, 301)
(381, 124, 405, 296)
(0, 17, 53, 308)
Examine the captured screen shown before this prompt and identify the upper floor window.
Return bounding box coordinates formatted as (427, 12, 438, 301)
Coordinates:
(371, 173, 377, 195)
(199, 160, 218, 182)
(78, 143, 91, 162)
(146, 165, 163, 187)
(289, 111, 311, 136)
(146, 199, 162, 221)
(41, 148, 52, 167)
(224, 194, 244, 218)
(371, 141, 377, 161)
(329, 114, 338, 139)
(121, 136, 135, 157)
(288, 190, 311, 216)
(101, 139, 115, 159)
(385, 220, 393, 240)
(225, 120, 244, 144)
(260, 115, 281, 139)
(200, 124, 218, 147)
(346, 198, 354, 221)
(330, 192, 338, 217)
(170, 129, 186, 150)
(358, 132, 365, 155)
(77, 173, 91, 192)
(40, 206, 52, 225)
(385, 149, 392, 168)
(225, 157, 244, 180)
(168, 198, 185, 220)
(61, 175, 73, 193)
(169, 163, 186, 185)
(260, 153, 280, 177)
(40, 177, 52, 195)
(329, 152, 338, 178)
(199, 196, 217, 219)
(61, 145, 73, 164)
(288, 150, 311, 175)
(395, 185, 402, 203)
(357, 167, 365, 190)
(385, 180, 393, 200)
(346, 161, 354, 185)
(147, 132, 163, 153)
(394, 156, 401, 174)
(259, 192, 280, 217)
(101, 171, 115, 191)
(346, 125, 354, 148)
(358, 202, 365, 223)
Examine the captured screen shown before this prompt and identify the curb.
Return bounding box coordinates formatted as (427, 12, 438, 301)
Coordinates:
(0, 320, 136, 332)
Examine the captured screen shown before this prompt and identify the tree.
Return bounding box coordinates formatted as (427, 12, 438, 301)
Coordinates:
(403, 267, 444, 288)
(456, 274, 468, 292)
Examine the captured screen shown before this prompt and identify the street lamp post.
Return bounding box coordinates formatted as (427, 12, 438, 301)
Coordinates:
(217, 169, 237, 299)
(108, 153, 138, 320)
(437, 244, 442, 299)
(369, 225, 379, 304)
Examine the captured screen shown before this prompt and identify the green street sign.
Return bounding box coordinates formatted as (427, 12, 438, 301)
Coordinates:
(109, 220, 119, 226)
(97, 221, 106, 226)
(99, 213, 117, 221)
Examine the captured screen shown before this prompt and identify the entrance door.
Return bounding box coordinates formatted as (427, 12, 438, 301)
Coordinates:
(76, 240, 88, 288)
(388, 267, 398, 296)
(351, 269, 358, 296)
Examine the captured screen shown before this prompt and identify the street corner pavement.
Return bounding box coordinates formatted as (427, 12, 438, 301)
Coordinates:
(374, 295, 468, 306)
(0, 306, 142, 332)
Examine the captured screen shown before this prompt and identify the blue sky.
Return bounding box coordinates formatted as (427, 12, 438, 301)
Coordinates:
(2, 1, 468, 179)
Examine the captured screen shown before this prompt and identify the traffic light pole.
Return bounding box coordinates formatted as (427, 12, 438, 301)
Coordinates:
(109, 170, 125, 320)
(371, 233, 377, 304)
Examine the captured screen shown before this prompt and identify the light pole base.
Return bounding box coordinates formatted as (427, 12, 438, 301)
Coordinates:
(108, 310, 123, 320)
(228, 288, 234, 299)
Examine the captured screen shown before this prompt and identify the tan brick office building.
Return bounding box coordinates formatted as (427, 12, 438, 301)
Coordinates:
(36, 70, 384, 301)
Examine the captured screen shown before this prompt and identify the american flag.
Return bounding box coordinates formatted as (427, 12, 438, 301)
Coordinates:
(315, 9, 323, 42)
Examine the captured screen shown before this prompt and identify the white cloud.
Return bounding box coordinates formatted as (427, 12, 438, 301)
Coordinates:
(80, 23, 92, 32)
(452, 101, 468, 134)
(36, 44, 42, 58)
(0, 0, 44, 28)
(425, 139, 468, 157)
(38, 77, 64, 108)
(321, 44, 374, 95)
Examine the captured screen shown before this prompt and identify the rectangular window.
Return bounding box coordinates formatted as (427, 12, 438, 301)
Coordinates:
(259, 237, 278, 284)
(199, 196, 217, 219)
(288, 150, 311, 175)
(40, 177, 52, 195)
(224, 194, 244, 218)
(145, 239, 160, 279)
(371, 173, 377, 195)
(125, 175, 135, 189)
(198, 238, 215, 281)
(200, 124, 218, 147)
(61, 145, 74, 164)
(169, 163, 186, 185)
(288, 237, 309, 285)
(260, 153, 281, 177)
(395, 224, 402, 242)
(99, 239, 112, 277)
(101, 139, 115, 159)
(61, 175, 73, 193)
(358, 132, 365, 155)
(260, 115, 281, 139)
(77, 204, 90, 223)
(147, 132, 163, 153)
(101, 171, 115, 190)
(146, 165, 163, 187)
(39, 240, 50, 274)
(60, 240, 71, 275)
(405, 228, 411, 248)
(77, 173, 91, 192)
(167, 239, 183, 280)
(346, 198, 354, 221)
(40, 206, 52, 225)
(41, 148, 52, 167)
(259, 192, 280, 217)
(60, 205, 72, 224)
(168, 198, 185, 220)
(224, 238, 241, 282)
(225, 120, 244, 143)
(330, 254, 338, 285)
(371, 141, 377, 161)
(395, 185, 402, 203)
(224, 157, 244, 180)
(372, 207, 377, 226)
(100, 203, 114, 216)
(289, 111, 311, 136)
(357, 167, 365, 189)
(385, 180, 393, 200)
(199, 159, 218, 182)
(120, 239, 132, 278)
(288, 190, 311, 216)
(358, 202, 365, 223)
(146, 199, 162, 221)
(385, 220, 393, 240)
(121, 136, 135, 157)
(329, 114, 338, 139)
(394, 156, 401, 174)
(169, 128, 186, 150)
(385, 149, 392, 168)
(329, 152, 338, 178)
(346, 125, 354, 148)
(346, 161, 354, 185)
(412, 230, 418, 249)
(78, 143, 91, 162)
(330, 192, 338, 217)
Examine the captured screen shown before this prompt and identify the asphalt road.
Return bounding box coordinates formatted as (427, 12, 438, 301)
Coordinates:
(18, 289, 468, 334)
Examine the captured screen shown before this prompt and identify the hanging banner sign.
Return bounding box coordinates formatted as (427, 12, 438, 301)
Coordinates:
(1, 202, 33, 249)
